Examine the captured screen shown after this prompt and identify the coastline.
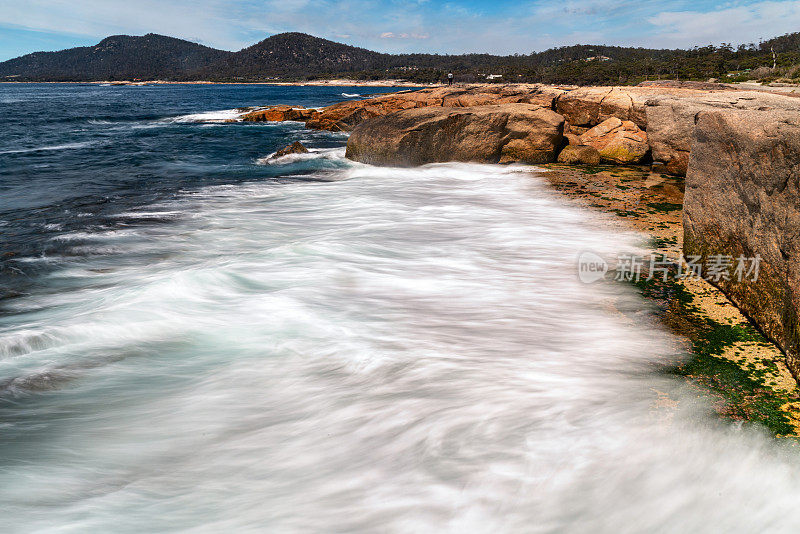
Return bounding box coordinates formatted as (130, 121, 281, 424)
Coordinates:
(309, 81, 800, 425)
(0, 79, 437, 87)
(540, 163, 800, 438)
(7, 79, 800, 528)
(3, 79, 799, 91)
(12, 79, 795, 436)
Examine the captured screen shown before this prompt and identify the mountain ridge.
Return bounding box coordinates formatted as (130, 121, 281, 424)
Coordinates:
(0, 33, 231, 81)
(202, 32, 387, 78)
(2, 31, 799, 85)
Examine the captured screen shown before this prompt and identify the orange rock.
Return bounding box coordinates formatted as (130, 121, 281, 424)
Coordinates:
(300, 84, 566, 131)
(241, 105, 314, 122)
(242, 85, 568, 132)
(557, 145, 601, 165)
(579, 117, 649, 164)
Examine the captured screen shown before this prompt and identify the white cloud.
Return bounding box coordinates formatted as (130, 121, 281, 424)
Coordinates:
(380, 32, 428, 39)
(647, 1, 800, 46)
(3, 0, 800, 57)
(0, 0, 252, 50)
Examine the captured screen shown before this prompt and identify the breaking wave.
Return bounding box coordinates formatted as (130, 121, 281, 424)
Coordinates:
(255, 146, 347, 165)
(164, 108, 245, 123)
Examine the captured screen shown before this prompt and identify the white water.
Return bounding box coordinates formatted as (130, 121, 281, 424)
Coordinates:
(0, 141, 99, 155)
(166, 108, 246, 123)
(256, 146, 348, 165)
(3, 160, 800, 532)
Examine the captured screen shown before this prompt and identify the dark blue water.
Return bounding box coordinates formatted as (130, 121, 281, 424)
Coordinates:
(0, 83, 403, 301)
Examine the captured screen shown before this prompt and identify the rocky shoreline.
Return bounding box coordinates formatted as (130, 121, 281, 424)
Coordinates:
(543, 163, 800, 437)
(244, 82, 800, 414)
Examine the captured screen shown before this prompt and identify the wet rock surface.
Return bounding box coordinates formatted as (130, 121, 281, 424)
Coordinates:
(271, 141, 309, 159)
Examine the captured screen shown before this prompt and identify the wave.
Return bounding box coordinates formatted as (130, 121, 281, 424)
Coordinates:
(162, 108, 245, 124)
(256, 146, 347, 165)
(0, 141, 98, 155)
(341, 92, 361, 98)
(111, 210, 181, 220)
(49, 229, 139, 242)
(81, 110, 244, 131)
(5, 161, 800, 530)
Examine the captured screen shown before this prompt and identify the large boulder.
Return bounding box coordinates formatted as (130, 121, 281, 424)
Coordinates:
(643, 98, 696, 176)
(441, 84, 566, 108)
(683, 107, 800, 377)
(241, 85, 568, 132)
(345, 104, 565, 166)
(305, 88, 459, 131)
(646, 91, 800, 175)
(556, 87, 649, 130)
(578, 117, 649, 164)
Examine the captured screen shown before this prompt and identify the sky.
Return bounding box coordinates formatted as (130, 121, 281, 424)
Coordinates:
(2, 0, 800, 61)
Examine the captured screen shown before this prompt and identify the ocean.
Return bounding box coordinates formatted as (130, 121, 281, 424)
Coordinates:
(2, 83, 800, 533)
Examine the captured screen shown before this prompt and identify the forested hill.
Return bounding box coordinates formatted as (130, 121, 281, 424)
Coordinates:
(2, 31, 799, 85)
(0, 34, 232, 81)
(200, 32, 386, 77)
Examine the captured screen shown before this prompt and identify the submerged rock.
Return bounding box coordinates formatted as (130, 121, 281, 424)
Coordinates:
(557, 145, 601, 165)
(579, 117, 649, 164)
(271, 141, 309, 159)
(345, 104, 564, 166)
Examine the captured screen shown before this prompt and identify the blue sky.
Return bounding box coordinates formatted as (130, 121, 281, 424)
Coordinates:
(2, 0, 800, 61)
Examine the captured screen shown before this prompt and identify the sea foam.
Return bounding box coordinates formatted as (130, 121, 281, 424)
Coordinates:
(3, 161, 800, 531)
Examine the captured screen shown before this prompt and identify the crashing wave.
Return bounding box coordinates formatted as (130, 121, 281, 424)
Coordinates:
(163, 109, 245, 124)
(256, 147, 347, 165)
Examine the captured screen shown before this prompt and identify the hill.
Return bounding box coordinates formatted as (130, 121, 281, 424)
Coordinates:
(2, 31, 800, 85)
(203, 32, 387, 79)
(0, 33, 231, 81)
